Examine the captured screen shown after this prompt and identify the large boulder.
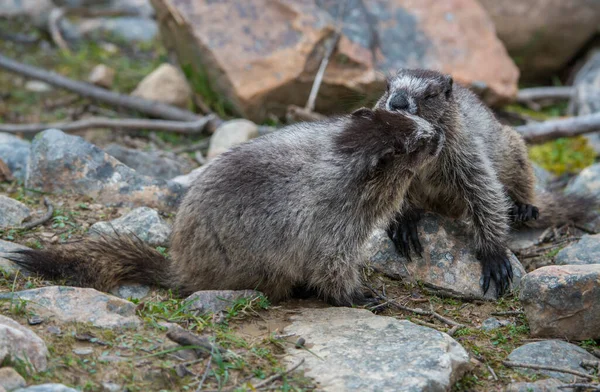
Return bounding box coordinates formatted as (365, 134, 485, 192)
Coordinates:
(90, 207, 172, 247)
(151, 0, 518, 122)
(0, 133, 31, 182)
(283, 307, 471, 391)
(478, 0, 600, 80)
(0, 196, 30, 229)
(25, 129, 184, 211)
(0, 315, 48, 373)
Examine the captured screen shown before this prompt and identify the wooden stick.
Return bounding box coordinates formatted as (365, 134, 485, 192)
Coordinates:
(48, 8, 70, 53)
(18, 197, 54, 230)
(491, 311, 524, 316)
(0, 116, 215, 135)
(516, 112, 600, 144)
(0, 53, 202, 122)
(252, 359, 305, 389)
(502, 361, 594, 380)
(516, 87, 574, 102)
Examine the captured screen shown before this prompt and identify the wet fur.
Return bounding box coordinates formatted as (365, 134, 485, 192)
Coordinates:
(8, 109, 441, 306)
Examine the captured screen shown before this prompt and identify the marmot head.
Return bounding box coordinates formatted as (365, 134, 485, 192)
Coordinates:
(374, 69, 454, 124)
(335, 108, 444, 176)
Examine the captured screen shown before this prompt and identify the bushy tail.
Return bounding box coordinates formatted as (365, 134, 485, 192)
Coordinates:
(5, 232, 175, 292)
(523, 190, 599, 229)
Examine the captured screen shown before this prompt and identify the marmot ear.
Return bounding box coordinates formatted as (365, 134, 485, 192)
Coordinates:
(352, 107, 374, 118)
(444, 75, 454, 98)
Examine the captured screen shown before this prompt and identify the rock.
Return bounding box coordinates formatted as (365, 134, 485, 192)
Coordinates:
(170, 166, 207, 188)
(0, 133, 30, 182)
(504, 378, 564, 392)
(0, 287, 141, 330)
(0, 0, 55, 29)
(283, 307, 470, 391)
(13, 384, 78, 392)
(480, 317, 512, 332)
(24, 81, 52, 93)
(0, 240, 31, 276)
(0, 367, 26, 391)
(207, 120, 259, 159)
(72, 347, 93, 356)
(110, 284, 150, 300)
(88, 64, 116, 89)
(90, 207, 171, 247)
(0, 315, 48, 373)
(570, 50, 600, 116)
(507, 340, 597, 383)
(64, 17, 158, 44)
(104, 144, 192, 180)
(101, 382, 122, 392)
(185, 290, 261, 314)
(365, 213, 526, 300)
(532, 164, 555, 192)
(555, 234, 600, 265)
(520, 265, 600, 340)
(25, 129, 184, 211)
(153, 0, 518, 123)
(478, 0, 600, 80)
(0, 196, 30, 228)
(131, 63, 192, 109)
(565, 162, 600, 198)
(507, 227, 546, 253)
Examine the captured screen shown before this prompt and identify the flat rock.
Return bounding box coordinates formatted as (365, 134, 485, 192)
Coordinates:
(504, 378, 564, 392)
(480, 317, 512, 332)
(110, 284, 150, 300)
(185, 290, 261, 314)
(0, 286, 141, 330)
(90, 207, 171, 247)
(519, 265, 600, 340)
(0, 133, 31, 182)
(283, 307, 470, 391)
(507, 227, 546, 253)
(104, 144, 192, 180)
(0, 240, 31, 276)
(507, 340, 597, 383)
(207, 119, 259, 160)
(479, 0, 600, 80)
(13, 385, 78, 392)
(0, 315, 48, 373)
(565, 162, 600, 198)
(153, 0, 517, 122)
(366, 213, 526, 300)
(131, 63, 192, 109)
(0, 195, 30, 228)
(555, 234, 600, 265)
(25, 129, 184, 211)
(0, 367, 26, 391)
(64, 16, 158, 43)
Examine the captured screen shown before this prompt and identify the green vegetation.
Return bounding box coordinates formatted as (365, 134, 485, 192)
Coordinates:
(528, 136, 596, 175)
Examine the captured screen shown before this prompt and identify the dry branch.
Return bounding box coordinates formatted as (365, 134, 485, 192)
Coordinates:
(502, 361, 594, 380)
(166, 327, 224, 358)
(558, 383, 600, 391)
(19, 198, 54, 230)
(253, 359, 305, 389)
(0, 116, 215, 135)
(49, 8, 70, 53)
(516, 87, 574, 103)
(0, 53, 202, 122)
(516, 112, 600, 144)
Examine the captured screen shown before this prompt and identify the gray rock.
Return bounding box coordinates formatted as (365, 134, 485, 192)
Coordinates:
(72, 347, 93, 356)
(0, 196, 30, 228)
(64, 16, 158, 43)
(532, 164, 555, 192)
(283, 307, 471, 391)
(0, 0, 55, 28)
(0, 240, 31, 276)
(555, 234, 600, 265)
(207, 119, 259, 160)
(504, 378, 563, 392)
(90, 207, 171, 247)
(104, 144, 192, 180)
(520, 265, 600, 340)
(25, 129, 184, 211)
(480, 317, 512, 332)
(171, 166, 207, 188)
(24, 81, 52, 93)
(0, 367, 26, 391)
(0, 286, 141, 329)
(507, 340, 596, 383)
(13, 384, 78, 392)
(0, 315, 48, 373)
(569, 50, 600, 116)
(0, 133, 30, 182)
(101, 382, 122, 392)
(185, 290, 261, 314)
(507, 227, 547, 253)
(565, 163, 600, 197)
(365, 213, 526, 300)
(110, 284, 150, 300)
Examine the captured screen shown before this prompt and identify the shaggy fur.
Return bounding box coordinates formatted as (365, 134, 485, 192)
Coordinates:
(375, 68, 597, 297)
(9, 108, 443, 306)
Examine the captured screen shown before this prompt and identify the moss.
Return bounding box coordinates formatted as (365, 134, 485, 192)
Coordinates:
(528, 136, 596, 176)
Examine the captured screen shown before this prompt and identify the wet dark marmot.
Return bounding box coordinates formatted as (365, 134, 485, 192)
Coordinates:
(375, 68, 595, 297)
(9, 108, 444, 306)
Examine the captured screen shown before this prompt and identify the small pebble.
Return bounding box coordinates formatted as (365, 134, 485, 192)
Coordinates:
(28, 315, 44, 325)
(73, 347, 94, 356)
(295, 337, 306, 349)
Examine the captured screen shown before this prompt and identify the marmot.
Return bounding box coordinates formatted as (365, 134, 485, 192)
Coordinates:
(376, 68, 595, 297)
(9, 108, 443, 306)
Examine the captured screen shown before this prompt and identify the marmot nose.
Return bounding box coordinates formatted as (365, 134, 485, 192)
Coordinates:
(389, 93, 410, 111)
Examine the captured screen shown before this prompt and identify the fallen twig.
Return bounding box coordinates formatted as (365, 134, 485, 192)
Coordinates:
(0, 53, 202, 122)
(18, 197, 54, 230)
(557, 384, 600, 391)
(48, 8, 70, 53)
(516, 87, 574, 110)
(252, 359, 305, 389)
(195, 354, 213, 392)
(490, 311, 524, 316)
(516, 112, 600, 144)
(166, 327, 225, 358)
(502, 361, 594, 380)
(0, 116, 215, 135)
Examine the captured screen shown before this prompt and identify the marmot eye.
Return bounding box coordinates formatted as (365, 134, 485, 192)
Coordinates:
(424, 91, 440, 100)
